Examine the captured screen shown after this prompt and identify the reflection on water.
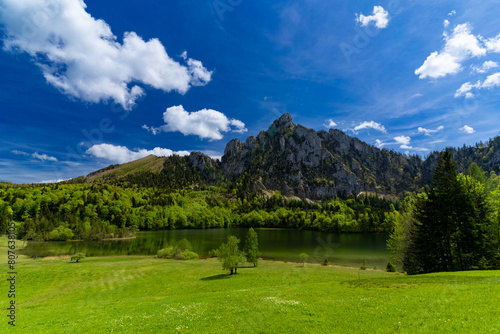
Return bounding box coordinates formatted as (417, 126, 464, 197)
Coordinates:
(21, 228, 390, 267)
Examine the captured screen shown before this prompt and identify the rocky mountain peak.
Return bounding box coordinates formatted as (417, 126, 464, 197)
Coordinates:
(273, 113, 294, 131)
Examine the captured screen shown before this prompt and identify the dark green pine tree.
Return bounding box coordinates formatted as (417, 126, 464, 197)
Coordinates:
(244, 227, 260, 267)
(405, 150, 489, 274)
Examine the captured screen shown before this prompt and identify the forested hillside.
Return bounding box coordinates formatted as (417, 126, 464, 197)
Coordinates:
(0, 181, 402, 240)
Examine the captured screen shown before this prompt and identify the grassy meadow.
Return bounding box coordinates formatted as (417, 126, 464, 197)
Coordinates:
(1, 237, 499, 333)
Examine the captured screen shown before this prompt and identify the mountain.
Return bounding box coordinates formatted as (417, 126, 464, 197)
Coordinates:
(222, 113, 425, 198)
(74, 114, 500, 199)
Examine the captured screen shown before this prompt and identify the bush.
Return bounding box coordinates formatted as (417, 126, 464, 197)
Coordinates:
(175, 250, 199, 260)
(360, 259, 367, 270)
(322, 259, 329, 266)
(157, 240, 199, 260)
(157, 246, 175, 259)
(386, 262, 396, 272)
(208, 249, 218, 258)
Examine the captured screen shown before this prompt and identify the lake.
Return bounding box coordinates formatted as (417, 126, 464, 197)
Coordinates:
(21, 228, 390, 268)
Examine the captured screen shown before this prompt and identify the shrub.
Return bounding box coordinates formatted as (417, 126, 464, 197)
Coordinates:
(208, 249, 218, 258)
(157, 246, 175, 259)
(386, 262, 396, 272)
(322, 259, 329, 266)
(175, 250, 199, 260)
(157, 240, 199, 260)
(360, 259, 367, 270)
(299, 253, 309, 267)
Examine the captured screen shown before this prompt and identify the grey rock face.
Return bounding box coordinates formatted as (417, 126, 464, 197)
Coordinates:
(219, 113, 417, 199)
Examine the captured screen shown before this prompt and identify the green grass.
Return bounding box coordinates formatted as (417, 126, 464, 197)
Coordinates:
(1, 237, 499, 333)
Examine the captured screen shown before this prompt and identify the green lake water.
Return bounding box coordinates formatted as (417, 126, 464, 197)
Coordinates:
(21, 228, 390, 268)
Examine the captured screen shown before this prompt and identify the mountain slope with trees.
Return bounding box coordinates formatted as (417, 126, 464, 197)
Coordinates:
(69, 114, 500, 201)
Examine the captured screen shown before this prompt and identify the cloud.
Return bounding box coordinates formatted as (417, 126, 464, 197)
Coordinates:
(448, 10, 456, 17)
(0, 0, 212, 110)
(415, 23, 486, 79)
(353, 121, 387, 133)
(38, 179, 66, 184)
(324, 119, 337, 128)
(459, 125, 475, 134)
(375, 139, 385, 148)
(86, 144, 190, 164)
(12, 150, 58, 161)
(443, 20, 450, 28)
(143, 105, 247, 140)
(471, 61, 498, 73)
(355, 6, 390, 29)
(485, 35, 500, 53)
(418, 125, 444, 136)
(376, 136, 429, 152)
(483, 72, 500, 87)
(394, 136, 411, 147)
(32, 152, 58, 162)
(455, 72, 500, 98)
(11, 150, 30, 156)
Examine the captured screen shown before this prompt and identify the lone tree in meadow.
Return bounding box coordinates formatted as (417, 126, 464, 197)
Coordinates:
(244, 227, 260, 267)
(217, 235, 246, 275)
(71, 253, 85, 263)
(299, 253, 309, 267)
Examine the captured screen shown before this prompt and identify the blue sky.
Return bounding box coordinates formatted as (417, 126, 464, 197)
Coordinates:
(1, 0, 500, 183)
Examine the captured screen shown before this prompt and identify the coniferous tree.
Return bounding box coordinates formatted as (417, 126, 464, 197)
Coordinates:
(405, 150, 490, 274)
(244, 227, 260, 267)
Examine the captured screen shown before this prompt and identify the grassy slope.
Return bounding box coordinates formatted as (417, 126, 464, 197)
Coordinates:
(0, 237, 499, 333)
(83, 155, 166, 182)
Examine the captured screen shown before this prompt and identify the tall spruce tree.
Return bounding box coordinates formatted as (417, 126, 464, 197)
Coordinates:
(405, 150, 489, 274)
(244, 227, 260, 267)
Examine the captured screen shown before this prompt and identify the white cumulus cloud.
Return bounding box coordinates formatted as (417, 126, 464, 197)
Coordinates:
(143, 105, 247, 141)
(355, 6, 390, 29)
(415, 23, 486, 79)
(485, 34, 500, 53)
(418, 125, 444, 136)
(394, 136, 412, 149)
(471, 61, 498, 74)
(376, 136, 429, 152)
(459, 125, 475, 134)
(455, 72, 500, 98)
(324, 119, 337, 128)
(0, 0, 212, 110)
(353, 121, 387, 133)
(86, 144, 190, 164)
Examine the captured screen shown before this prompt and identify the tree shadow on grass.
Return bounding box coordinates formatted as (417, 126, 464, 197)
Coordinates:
(200, 274, 232, 281)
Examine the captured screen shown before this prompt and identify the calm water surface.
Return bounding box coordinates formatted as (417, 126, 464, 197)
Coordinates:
(21, 228, 390, 268)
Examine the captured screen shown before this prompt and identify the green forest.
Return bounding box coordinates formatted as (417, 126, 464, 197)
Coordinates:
(0, 180, 401, 241)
